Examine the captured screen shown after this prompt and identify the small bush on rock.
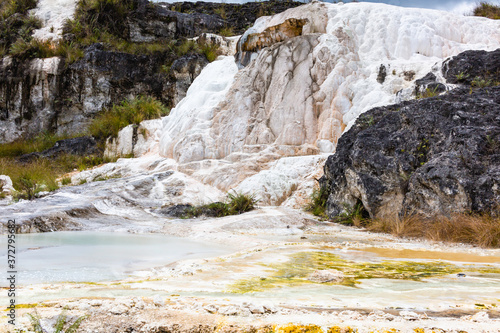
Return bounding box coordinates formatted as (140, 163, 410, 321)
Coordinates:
(227, 192, 257, 214)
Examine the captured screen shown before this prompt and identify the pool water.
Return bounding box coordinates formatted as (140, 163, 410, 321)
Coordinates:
(0, 231, 233, 285)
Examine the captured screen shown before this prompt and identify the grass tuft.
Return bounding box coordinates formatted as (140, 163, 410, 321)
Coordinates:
(416, 86, 440, 99)
(28, 308, 87, 333)
(305, 186, 328, 218)
(89, 96, 169, 140)
(472, 1, 500, 19)
(219, 26, 235, 37)
(184, 192, 257, 218)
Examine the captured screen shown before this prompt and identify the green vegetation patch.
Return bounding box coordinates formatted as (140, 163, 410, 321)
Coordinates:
(0, 0, 42, 58)
(89, 96, 169, 140)
(2, 0, 221, 64)
(305, 187, 328, 218)
(184, 192, 257, 218)
(228, 251, 499, 293)
(473, 1, 500, 19)
(28, 308, 87, 333)
(0, 131, 118, 200)
(0, 154, 115, 200)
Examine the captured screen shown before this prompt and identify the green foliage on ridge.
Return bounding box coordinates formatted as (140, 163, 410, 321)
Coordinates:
(89, 96, 170, 141)
(473, 1, 500, 19)
(0, 0, 42, 57)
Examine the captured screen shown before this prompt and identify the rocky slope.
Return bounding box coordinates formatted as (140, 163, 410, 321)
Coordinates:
(0, 0, 301, 143)
(321, 49, 500, 219)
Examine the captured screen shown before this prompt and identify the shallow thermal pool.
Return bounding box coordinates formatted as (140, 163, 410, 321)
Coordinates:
(0, 231, 233, 285)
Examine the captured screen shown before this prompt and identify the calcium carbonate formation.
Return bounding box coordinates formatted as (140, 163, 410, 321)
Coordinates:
(28, 0, 500, 205)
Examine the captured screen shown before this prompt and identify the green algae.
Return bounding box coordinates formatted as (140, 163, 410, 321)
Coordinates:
(229, 251, 467, 293)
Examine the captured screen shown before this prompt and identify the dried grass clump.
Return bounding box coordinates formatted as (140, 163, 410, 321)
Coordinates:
(368, 212, 500, 248)
(425, 213, 500, 248)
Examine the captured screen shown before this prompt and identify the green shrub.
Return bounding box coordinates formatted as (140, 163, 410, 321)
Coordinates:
(89, 96, 169, 140)
(305, 186, 328, 218)
(473, 2, 500, 19)
(184, 192, 257, 218)
(219, 26, 235, 37)
(226, 192, 257, 215)
(0, 0, 41, 57)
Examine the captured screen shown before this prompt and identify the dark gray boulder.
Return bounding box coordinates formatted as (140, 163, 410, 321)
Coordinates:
(442, 48, 500, 85)
(18, 136, 100, 163)
(156, 204, 193, 217)
(414, 72, 446, 96)
(320, 85, 500, 219)
(321, 48, 500, 219)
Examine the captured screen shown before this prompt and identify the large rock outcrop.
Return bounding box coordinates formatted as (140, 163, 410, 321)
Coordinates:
(321, 49, 500, 219)
(163, 0, 303, 35)
(0, 45, 173, 142)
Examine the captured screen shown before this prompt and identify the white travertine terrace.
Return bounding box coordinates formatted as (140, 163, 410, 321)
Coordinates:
(152, 1, 500, 204)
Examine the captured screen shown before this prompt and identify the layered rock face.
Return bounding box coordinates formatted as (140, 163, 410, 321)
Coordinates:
(0, 46, 172, 142)
(0, 0, 241, 143)
(321, 49, 500, 219)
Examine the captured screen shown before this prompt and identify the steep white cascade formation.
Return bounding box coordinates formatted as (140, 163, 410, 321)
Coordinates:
(154, 1, 500, 205)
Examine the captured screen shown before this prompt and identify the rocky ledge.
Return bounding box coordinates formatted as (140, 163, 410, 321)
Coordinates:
(321, 49, 500, 219)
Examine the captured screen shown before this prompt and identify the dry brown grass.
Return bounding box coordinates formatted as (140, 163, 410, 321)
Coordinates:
(367, 212, 500, 248)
